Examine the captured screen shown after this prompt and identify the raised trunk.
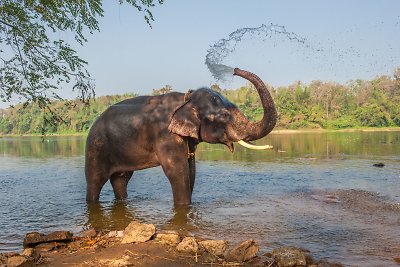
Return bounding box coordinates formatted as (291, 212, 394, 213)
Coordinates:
(233, 68, 277, 141)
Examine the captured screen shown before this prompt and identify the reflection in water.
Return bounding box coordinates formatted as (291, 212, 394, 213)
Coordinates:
(86, 201, 135, 231)
(163, 206, 202, 235)
(86, 201, 202, 238)
(1, 131, 399, 161)
(1, 131, 400, 266)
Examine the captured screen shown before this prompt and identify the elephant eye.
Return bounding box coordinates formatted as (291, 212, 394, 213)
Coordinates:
(218, 111, 231, 122)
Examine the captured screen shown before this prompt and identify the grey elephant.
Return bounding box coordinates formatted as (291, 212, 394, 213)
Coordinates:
(85, 68, 277, 205)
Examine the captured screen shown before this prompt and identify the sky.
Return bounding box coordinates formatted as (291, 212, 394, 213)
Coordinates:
(3, 0, 400, 106)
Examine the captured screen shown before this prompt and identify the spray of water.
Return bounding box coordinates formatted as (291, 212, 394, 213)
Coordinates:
(205, 23, 317, 82)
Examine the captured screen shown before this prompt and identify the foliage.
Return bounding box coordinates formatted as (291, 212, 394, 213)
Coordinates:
(152, 85, 172, 95)
(0, 0, 163, 109)
(0, 93, 137, 134)
(1, 69, 400, 135)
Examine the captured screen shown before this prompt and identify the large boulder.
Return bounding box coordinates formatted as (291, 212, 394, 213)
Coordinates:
(23, 231, 73, 248)
(79, 229, 97, 238)
(271, 246, 308, 267)
(7, 255, 30, 267)
(176, 237, 199, 254)
(121, 221, 156, 244)
(199, 240, 227, 257)
(154, 230, 181, 246)
(224, 239, 259, 262)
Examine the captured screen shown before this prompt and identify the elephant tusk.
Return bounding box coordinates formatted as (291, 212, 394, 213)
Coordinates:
(237, 140, 273, 150)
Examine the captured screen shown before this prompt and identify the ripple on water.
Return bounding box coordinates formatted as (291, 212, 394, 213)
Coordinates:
(1, 133, 400, 266)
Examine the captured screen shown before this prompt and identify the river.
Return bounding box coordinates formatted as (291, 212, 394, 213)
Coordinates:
(0, 131, 399, 266)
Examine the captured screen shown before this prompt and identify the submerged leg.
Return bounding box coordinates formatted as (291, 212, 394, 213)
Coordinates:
(86, 171, 109, 202)
(110, 171, 134, 200)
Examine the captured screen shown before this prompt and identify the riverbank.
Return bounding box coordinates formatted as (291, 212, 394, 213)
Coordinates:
(1, 222, 345, 267)
(1, 127, 400, 138)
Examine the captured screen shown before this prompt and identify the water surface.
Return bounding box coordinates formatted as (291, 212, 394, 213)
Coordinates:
(0, 131, 399, 266)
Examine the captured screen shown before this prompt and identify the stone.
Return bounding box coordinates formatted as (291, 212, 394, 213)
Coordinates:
(7, 255, 29, 267)
(199, 252, 220, 264)
(67, 240, 84, 251)
(154, 231, 181, 246)
(21, 248, 40, 261)
(99, 255, 131, 267)
(373, 162, 385, 168)
(272, 246, 307, 267)
(23, 231, 73, 248)
(121, 221, 156, 244)
(80, 229, 97, 238)
(176, 237, 199, 254)
(108, 230, 124, 238)
(224, 239, 259, 262)
(34, 242, 65, 252)
(199, 240, 227, 257)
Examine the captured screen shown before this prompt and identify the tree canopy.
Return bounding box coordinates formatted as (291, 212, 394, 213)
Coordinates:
(0, 0, 163, 109)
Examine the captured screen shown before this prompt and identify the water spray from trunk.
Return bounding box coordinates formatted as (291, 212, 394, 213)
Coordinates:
(205, 23, 317, 82)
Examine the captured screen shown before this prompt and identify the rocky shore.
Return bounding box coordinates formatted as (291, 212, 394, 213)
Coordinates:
(0, 221, 346, 267)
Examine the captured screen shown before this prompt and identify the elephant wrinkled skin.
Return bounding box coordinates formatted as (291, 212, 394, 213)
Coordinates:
(85, 68, 277, 205)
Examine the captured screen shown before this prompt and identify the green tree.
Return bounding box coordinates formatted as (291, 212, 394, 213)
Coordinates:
(152, 85, 173, 95)
(0, 0, 163, 107)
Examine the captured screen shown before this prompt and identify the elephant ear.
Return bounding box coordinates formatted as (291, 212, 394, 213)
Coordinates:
(168, 101, 200, 141)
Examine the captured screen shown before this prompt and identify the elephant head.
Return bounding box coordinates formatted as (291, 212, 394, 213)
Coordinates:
(168, 68, 277, 151)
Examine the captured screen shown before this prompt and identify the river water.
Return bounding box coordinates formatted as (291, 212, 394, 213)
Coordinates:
(0, 131, 399, 266)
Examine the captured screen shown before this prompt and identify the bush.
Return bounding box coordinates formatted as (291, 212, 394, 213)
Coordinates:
(354, 104, 391, 127)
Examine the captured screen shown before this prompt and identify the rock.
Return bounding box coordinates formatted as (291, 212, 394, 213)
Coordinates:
(80, 229, 97, 238)
(121, 221, 156, 244)
(224, 239, 259, 262)
(373, 163, 385, 168)
(99, 255, 131, 267)
(108, 230, 124, 238)
(34, 242, 65, 252)
(7, 255, 29, 267)
(176, 237, 199, 254)
(23, 231, 73, 248)
(272, 246, 307, 267)
(21, 248, 40, 261)
(394, 256, 400, 264)
(67, 240, 84, 251)
(199, 252, 220, 264)
(199, 240, 227, 257)
(154, 231, 181, 246)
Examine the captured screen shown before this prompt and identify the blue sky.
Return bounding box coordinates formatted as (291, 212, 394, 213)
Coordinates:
(4, 1, 400, 106)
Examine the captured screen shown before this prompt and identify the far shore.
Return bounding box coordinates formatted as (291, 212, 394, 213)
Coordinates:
(271, 127, 400, 134)
(1, 127, 400, 138)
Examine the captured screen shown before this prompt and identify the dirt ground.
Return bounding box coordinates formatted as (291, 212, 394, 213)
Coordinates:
(37, 240, 263, 267)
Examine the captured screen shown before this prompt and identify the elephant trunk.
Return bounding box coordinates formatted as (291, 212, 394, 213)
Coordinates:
(233, 68, 277, 141)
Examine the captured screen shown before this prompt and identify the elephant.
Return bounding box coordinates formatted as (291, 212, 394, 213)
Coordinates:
(85, 68, 277, 205)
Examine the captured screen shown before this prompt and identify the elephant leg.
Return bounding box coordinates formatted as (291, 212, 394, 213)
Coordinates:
(86, 170, 109, 202)
(110, 171, 133, 200)
(156, 141, 191, 206)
